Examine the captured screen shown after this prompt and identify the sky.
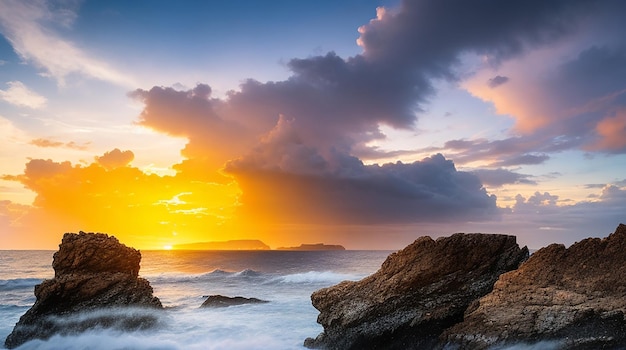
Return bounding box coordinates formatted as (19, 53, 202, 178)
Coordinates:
(1, 0, 625, 250)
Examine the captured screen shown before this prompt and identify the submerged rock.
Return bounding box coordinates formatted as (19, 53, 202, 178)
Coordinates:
(5, 232, 162, 349)
(200, 295, 269, 308)
(304, 233, 528, 350)
(444, 224, 626, 349)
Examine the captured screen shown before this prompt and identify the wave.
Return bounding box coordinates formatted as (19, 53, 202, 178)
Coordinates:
(233, 269, 262, 277)
(15, 328, 296, 350)
(270, 271, 361, 285)
(145, 269, 362, 287)
(0, 278, 42, 292)
(144, 269, 266, 284)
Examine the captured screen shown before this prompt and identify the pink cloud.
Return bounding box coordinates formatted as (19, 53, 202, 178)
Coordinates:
(588, 109, 626, 152)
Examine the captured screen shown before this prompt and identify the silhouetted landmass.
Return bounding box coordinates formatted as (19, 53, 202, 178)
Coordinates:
(277, 243, 345, 251)
(173, 239, 270, 250)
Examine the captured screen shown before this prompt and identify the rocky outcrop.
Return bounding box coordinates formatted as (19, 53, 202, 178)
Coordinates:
(5, 232, 163, 349)
(443, 224, 626, 349)
(304, 233, 528, 349)
(200, 295, 269, 308)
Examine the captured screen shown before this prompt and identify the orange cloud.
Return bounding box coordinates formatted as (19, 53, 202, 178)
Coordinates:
(30, 138, 90, 150)
(29, 138, 63, 148)
(2, 149, 242, 249)
(95, 148, 134, 169)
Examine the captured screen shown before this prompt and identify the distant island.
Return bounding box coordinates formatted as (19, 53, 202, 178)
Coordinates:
(173, 240, 270, 250)
(276, 243, 346, 251)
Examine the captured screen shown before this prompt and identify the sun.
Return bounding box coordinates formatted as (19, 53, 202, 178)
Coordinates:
(163, 245, 173, 250)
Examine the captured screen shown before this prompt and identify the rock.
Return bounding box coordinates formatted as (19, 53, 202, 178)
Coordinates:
(5, 232, 163, 349)
(200, 295, 269, 308)
(52, 231, 141, 277)
(443, 224, 626, 349)
(304, 233, 528, 349)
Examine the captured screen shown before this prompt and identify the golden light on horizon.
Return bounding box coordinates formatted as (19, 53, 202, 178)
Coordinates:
(0, 153, 249, 250)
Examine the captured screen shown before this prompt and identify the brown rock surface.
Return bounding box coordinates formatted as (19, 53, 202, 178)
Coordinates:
(5, 232, 162, 349)
(52, 232, 141, 277)
(444, 224, 626, 349)
(304, 233, 528, 349)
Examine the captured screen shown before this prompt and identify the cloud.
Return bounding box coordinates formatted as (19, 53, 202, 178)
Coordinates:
(464, 33, 626, 156)
(489, 154, 550, 167)
(419, 137, 555, 167)
(0, 0, 135, 87)
(128, 1, 626, 230)
(2, 151, 242, 248)
(30, 138, 63, 148)
(29, 138, 89, 150)
(587, 108, 626, 152)
(472, 168, 536, 188)
(487, 75, 509, 88)
(95, 148, 134, 170)
(6, 0, 626, 247)
(226, 153, 498, 225)
(132, 75, 501, 225)
(498, 186, 626, 246)
(0, 81, 47, 109)
(357, 0, 592, 69)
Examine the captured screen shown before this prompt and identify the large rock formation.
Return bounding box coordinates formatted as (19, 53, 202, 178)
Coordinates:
(443, 224, 626, 349)
(304, 233, 528, 349)
(5, 232, 163, 349)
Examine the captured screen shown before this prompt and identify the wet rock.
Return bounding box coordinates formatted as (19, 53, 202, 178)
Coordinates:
(443, 224, 626, 349)
(200, 295, 269, 308)
(304, 233, 528, 350)
(5, 232, 162, 349)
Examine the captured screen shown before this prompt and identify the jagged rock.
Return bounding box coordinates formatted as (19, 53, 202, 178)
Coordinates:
(52, 231, 141, 277)
(304, 233, 528, 350)
(443, 224, 626, 349)
(5, 231, 163, 349)
(200, 295, 269, 308)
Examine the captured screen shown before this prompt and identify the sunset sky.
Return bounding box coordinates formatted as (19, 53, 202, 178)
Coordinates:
(1, 0, 625, 250)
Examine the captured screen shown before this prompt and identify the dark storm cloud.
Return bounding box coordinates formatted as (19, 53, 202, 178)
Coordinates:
(227, 154, 498, 224)
(552, 46, 626, 106)
(488, 75, 509, 88)
(358, 0, 592, 68)
(472, 168, 536, 188)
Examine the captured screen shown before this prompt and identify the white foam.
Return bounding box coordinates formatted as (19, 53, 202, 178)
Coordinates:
(274, 271, 361, 284)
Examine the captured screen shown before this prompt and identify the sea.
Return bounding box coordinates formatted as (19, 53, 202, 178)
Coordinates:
(0, 250, 392, 350)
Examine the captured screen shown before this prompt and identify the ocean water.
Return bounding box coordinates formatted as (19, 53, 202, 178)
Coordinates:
(0, 250, 391, 350)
